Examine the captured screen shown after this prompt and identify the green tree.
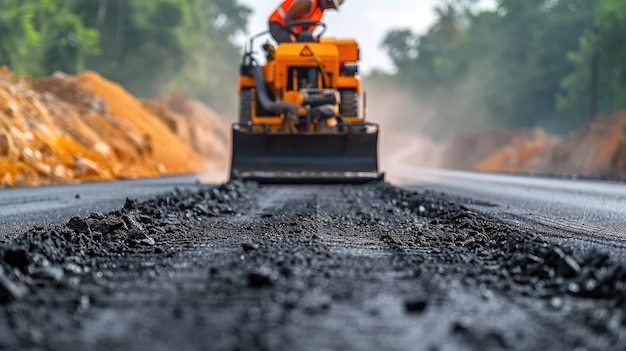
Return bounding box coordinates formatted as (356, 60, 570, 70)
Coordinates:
(72, 0, 251, 115)
(0, 0, 98, 76)
(173, 0, 252, 115)
(0, 0, 251, 116)
(559, 0, 626, 119)
(376, 0, 600, 138)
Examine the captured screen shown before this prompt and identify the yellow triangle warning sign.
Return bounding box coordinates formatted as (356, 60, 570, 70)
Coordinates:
(300, 46, 314, 57)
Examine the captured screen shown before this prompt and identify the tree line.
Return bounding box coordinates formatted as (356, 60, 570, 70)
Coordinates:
(0, 0, 251, 115)
(375, 0, 626, 138)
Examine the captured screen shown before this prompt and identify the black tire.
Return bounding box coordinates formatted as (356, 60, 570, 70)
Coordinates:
(339, 89, 359, 117)
(239, 88, 254, 124)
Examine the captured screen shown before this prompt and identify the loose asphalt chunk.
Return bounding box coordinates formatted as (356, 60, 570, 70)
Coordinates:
(0, 267, 26, 304)
(0, 180, 625, 350)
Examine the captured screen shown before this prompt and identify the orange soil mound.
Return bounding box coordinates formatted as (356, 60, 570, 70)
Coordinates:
(141, 91, 230, 168)
(444, 111, 626, 179)
(75, 72, 204, 174)
(0, 67, 206, 187)
(474, 129, 558, 173)
(521, 111, 626, 177)
(440, 128, 550, 170)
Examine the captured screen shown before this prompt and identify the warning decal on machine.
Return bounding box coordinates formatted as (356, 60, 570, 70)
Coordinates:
(300, 46, 314, 57)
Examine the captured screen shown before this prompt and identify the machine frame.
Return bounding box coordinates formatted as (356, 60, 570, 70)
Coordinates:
(229, 21, 383, 183)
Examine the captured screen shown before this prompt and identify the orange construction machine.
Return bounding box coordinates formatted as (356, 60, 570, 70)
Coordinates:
(230, 20, 383, 183)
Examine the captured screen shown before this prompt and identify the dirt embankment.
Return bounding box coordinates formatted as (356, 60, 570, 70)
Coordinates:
(403, 111, 626, 179)
(520, 111, 626, 178)
(440, 128, 557, 172)
(141, 91, 230, 169)
(0, 67, 229, 187)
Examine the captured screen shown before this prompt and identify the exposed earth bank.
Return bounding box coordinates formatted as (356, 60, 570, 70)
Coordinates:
(406, 110, 626, 179)
(0, 67, 228, 188)
(1, 181, 625, 350)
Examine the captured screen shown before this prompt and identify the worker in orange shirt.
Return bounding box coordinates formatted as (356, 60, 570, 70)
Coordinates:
(269, 0, 345, 43)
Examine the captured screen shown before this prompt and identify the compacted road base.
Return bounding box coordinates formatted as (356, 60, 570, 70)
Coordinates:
(0, 181, 625, 350)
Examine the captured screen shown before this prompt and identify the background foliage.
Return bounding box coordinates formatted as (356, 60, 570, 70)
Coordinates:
(375, 0, 626, 138)
(0, 0, 250, 115)
(0, 0, 99, 77)
(0, 0, 624, 132)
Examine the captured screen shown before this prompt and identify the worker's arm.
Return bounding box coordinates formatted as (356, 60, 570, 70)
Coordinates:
(285, 0, 312, 22)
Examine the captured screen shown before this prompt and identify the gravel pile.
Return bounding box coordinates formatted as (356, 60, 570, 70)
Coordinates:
(0, 181, 254, 305)
(0, 181, 625, 350)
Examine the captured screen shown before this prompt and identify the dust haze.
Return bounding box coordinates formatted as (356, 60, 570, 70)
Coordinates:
(198, 80, 453, 185)
(364, 81, 445, 183)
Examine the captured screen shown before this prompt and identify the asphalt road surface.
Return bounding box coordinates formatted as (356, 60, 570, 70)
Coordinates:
(0, 175, 202, 241)
(396, 167, 626, 243)
(3, 170, 625, 244)
(1, 173, 625, 350)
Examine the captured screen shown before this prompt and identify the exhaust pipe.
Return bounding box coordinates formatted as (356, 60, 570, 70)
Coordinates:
(252, 65, 302, 115)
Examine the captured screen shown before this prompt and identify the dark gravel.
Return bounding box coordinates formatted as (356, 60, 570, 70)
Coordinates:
(0, 181, 625, 350)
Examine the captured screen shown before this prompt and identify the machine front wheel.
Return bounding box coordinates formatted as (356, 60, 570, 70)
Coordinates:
(239, 88, 254, 124)
(339, 89, 359, 118)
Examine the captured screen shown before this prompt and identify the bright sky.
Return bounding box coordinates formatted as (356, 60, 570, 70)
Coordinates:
(237, 0, 494, 73)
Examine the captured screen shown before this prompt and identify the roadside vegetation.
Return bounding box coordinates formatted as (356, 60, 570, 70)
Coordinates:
(0, 0, 251, 116)
(374, 0, 626, 138)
